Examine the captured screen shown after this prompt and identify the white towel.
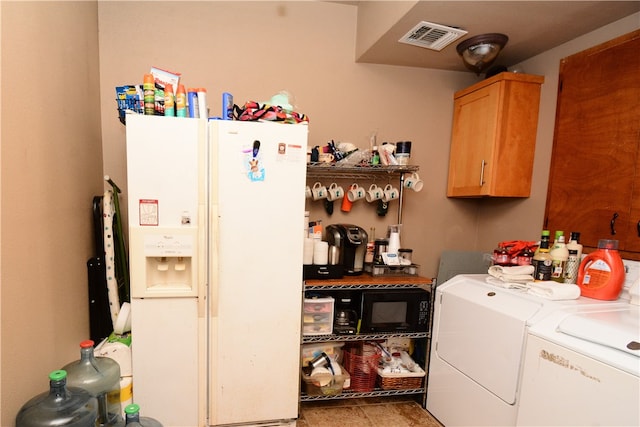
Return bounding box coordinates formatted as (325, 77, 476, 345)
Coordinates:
(486, 277, 530, 290)
(488, 265, 535, 283)
(527, 281, 581, 300)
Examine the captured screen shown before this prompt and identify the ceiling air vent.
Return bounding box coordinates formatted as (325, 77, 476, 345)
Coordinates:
(399, 21, 468, 51)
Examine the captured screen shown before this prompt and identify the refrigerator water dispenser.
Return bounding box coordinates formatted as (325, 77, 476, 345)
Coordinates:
(129, 227, 200, 298)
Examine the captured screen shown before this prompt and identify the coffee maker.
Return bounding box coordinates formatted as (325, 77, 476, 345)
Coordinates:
(325, 224, 368, 275)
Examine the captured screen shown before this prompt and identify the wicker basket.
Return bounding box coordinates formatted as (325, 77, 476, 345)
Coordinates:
(343, 344, 381, 392)
(376, 366, 426, 390)
(301, 364, 350, 396)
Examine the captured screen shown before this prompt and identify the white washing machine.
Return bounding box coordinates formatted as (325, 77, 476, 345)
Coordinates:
(517, 300, 639, 426)
(426, 272, 638, 426)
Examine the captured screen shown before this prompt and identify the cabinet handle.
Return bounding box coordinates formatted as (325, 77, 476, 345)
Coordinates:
(637, 220, 640, 237)
(480, 160, 486, 187)
(610, 212, 619, 235)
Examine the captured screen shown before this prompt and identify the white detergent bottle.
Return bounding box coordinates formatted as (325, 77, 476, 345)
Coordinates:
(550, 233, 569, 283)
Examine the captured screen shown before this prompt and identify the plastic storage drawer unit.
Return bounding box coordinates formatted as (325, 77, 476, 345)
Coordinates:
(303, 297, 334, 336)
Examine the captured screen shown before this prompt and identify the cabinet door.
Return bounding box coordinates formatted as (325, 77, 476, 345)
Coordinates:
(447, 73, 542, 198)
(447, 82, 500, 196)
(544, 30, 640, 257)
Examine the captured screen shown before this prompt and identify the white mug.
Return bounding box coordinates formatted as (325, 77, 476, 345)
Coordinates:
(305, 185, 312, 199)
(318, 153, 334, 163)
(347, 183, 365, 202)
(327, 183, 344, 201)
(311, 182, 327, 200)
(365, 184, 383, 203)
(404, 172, 424, 192)
(382, 184, 399, 202)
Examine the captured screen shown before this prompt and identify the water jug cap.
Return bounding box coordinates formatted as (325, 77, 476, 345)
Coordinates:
(597, 239, 619, 250)
(80, 340, 95, 348)
(49, 370, 67, 381)
(125, 403, 140, 415)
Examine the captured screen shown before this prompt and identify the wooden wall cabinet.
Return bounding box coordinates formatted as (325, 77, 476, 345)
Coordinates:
(544, 30, 640, 260)
(447, 72, 544, 197)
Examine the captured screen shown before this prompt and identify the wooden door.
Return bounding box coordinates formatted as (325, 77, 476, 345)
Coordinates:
(544, 30, 640, 257)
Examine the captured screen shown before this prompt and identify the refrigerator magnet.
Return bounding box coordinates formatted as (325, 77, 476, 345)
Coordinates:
(244, 140, 265, 182)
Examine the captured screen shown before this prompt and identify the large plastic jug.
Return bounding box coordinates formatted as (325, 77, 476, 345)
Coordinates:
(15, 370, 98, 427)
(63, 340, 121, 426)
(577, 239, 625, 300)
(123, 404, 163, 427)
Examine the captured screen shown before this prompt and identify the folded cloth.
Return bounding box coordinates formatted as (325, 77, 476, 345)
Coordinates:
(486, 277, 530, 290)
(526, 281, 581, 300)
(488, 265, 535, 283)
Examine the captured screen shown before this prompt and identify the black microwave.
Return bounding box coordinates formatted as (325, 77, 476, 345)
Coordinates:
(360, 289, 430, 333)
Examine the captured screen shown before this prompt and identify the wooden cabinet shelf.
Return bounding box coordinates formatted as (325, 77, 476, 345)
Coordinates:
(447, 72, 544, 197)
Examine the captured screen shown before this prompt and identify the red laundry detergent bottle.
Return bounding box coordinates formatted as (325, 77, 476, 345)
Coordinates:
(577, 239, 625, 300)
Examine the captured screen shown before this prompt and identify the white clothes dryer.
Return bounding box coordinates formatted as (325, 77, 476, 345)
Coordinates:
(426, 274, 632, 426)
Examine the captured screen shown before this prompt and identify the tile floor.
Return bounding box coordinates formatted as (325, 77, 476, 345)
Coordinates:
(298, 396, 443, 427)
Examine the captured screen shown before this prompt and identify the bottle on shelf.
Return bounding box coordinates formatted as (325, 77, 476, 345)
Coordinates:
(532, 230, 552, 281)
(563, 231, 583, 284)
(187, 88, 199, 118)
(371, 146, 380, 165)
(163, 83, 175, 117)
(549, 231, 569, 282)
(175, 84, 187, 118)
(62, 340, 122, 426)
(143, 74, 155, 115)
(197, 88, 208, 119)
(15, 370, 98, 427)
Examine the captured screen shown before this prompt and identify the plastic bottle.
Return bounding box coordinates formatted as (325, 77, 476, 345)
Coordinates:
(197, 88, 208, 119)
(577, 239, 625, 300)
(549, 233, 569, 282)
(15, 370, 98, 427)
(143, 74, 155, 115)
(175, 85, 187, 118)
(492, 245, 510, 266)
(371, 146, 380, 165)
(163, 83, 175, 117)
(222, 92, 234, 120)
(62, 340, 121, 426)
(123, 404, 163, 427)
(516, 248, 534, 266)
(532, 230, 552, 281)
(187, 88, 199, 118)
(563, 231, 583, 284)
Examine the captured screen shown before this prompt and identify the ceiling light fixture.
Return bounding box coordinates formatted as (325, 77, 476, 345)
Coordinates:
(456, 33, 508, 74)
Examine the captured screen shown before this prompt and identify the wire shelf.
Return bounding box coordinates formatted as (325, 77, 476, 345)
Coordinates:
(300, 387, 425, 401)
(306, 164, 419, 180)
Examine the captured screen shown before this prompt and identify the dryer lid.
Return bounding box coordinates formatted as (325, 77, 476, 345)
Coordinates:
(435, 279, 542, 404)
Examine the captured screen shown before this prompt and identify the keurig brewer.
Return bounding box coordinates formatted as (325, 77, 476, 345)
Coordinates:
(325, 224, 368, 275)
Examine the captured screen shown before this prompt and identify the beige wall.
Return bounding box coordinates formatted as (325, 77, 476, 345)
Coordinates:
(97, 1, 479, 277)
(1, 1, 103, 424)
(98, 2, 640, 279)
(1, 0, 638, 424)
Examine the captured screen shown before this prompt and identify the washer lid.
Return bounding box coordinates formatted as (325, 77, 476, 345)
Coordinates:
(558, 306, 640, 357)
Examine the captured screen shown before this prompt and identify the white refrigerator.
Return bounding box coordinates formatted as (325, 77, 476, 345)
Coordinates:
(126, 114, 308, 426)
